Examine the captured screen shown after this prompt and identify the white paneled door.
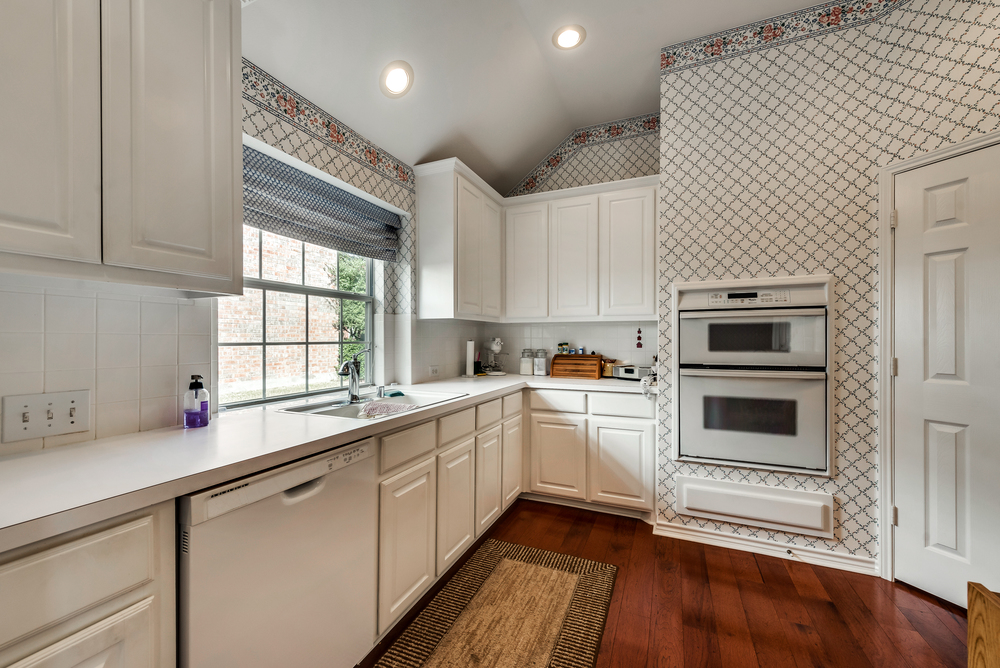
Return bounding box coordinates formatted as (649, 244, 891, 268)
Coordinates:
(505, 203, 548, 318)
(549, 196, 599, 318)
(893, 142, 1000, 606)
(599, 188, 655, 317)
(455, 174, 484, 317)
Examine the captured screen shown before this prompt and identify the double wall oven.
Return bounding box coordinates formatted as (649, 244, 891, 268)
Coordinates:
(673, 276, 833, 475)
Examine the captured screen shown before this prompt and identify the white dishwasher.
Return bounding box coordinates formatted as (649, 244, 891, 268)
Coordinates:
(178, 438, 377, 668)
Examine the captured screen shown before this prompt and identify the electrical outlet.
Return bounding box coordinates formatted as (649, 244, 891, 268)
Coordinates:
(1, 390, 90, 443)
(428, 365, 440, 378)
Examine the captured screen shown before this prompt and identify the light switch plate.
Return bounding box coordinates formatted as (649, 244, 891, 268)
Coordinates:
(2, 391, 91, 443)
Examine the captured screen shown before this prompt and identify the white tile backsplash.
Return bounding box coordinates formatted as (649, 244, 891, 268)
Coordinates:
(140, 335, 178, 367)
(140, 301, 178, 335)
(97, 334, 140, 369)
(97, 299, 140, 335)
(481, 321, 656, 373)
(45, 333, 96, 371)
(45, 295, 96, 333)
(0, 292, 44, 332)
(0, 333, 44, 374)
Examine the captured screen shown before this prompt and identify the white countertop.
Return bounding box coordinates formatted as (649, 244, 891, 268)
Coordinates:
(0, 375, 649, 552)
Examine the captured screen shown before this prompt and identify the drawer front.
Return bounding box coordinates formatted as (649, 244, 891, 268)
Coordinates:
(381, 421, 437, 474)
(502, 392, 523, 418)
(439, 408, 476, 446)
(589, 392, 656, 419)
(476, 399, 503, 430)
(529, 390, 587, 414)
(0, 516, 153, 648)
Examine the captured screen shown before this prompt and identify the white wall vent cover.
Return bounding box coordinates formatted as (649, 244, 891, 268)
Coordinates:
(675, 475, 834, 538)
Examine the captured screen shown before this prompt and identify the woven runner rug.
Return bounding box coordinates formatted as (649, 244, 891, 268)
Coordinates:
(375, 539, 617, 668)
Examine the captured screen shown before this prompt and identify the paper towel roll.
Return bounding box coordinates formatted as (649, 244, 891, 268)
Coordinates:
(465, 340, 475, 377)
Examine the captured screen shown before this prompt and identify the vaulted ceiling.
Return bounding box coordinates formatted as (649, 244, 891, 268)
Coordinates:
(242, 0, 816, 194)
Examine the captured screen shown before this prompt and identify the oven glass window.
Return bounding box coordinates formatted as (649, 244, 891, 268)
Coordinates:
(708, 322, 791, 353)
(703, 396, 797, 435)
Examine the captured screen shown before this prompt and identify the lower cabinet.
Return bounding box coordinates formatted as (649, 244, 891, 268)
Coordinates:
(378, 458, 436, 635)
(501, 415, 523, 510)
(474, 425, 503, 537)
(529, 413, 588, 500)
(588, 417, 655, 511)
(436, 438, 476, 576)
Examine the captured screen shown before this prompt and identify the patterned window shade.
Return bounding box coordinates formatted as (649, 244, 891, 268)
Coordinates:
(242, 145, 402, 262)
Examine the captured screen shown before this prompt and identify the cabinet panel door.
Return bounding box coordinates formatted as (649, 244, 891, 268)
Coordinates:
(436, 438, 475, 576)
(481, 197, 502, 318)
(588, 418, 654, 511)
(501, 416, 523, 510)
(505, 203, 548, 318)
(102, 0, 240, 281)
(378, 458, 436, 634)
(599, 188, 655, 316)
(530, 414, 587, 500)
(455, 174, 483, 316)
(475, 425, 503, 536)
(549, 196, 599, 317)
(0, 0, 101, 263)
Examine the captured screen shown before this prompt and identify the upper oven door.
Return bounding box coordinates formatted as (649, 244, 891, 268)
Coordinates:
(679, 308, 826, 367)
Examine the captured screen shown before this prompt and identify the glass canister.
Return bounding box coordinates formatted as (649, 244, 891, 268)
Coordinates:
(533, 349, 548, 376)
(520, 349, 534, 375)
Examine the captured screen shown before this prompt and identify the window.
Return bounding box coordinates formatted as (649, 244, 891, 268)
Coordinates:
(218, 225, 374, 406)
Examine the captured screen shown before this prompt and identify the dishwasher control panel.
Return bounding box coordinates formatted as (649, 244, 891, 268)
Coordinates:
(326, 441, 372, 472)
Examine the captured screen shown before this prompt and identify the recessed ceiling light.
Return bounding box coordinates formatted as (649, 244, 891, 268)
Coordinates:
(553, 25, 586, 50)
(380, 60, 414, 98)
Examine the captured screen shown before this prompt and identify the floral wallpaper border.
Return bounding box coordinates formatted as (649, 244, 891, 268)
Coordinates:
(660, 0, 910, 74)
(506, 112, 659, 197)
(242, 58, 416, 191)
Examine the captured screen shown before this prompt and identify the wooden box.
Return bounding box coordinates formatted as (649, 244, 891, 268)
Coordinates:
(550, 354, 603, 380)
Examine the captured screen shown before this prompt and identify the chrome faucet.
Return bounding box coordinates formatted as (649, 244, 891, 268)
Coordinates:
(338, 347, 370, 403)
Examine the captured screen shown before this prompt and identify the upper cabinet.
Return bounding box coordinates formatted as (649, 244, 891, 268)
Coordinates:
(549, 196, 599, 318)
(599, 188, 656, 317)
(504, 203, 548, 319)
(0, 0, 242, 295)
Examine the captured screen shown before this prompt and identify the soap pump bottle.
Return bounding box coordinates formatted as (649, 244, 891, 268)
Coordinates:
(183, 375, 210, 429)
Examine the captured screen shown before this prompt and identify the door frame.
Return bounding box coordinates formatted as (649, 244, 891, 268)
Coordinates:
(877, 128, 1000, 581)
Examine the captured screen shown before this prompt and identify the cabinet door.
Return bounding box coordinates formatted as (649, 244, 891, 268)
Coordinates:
(455, 174, 483, 316)
(437, 438, 475, 576)
(530, 414, 587, 500)
(102, 0, 240, 281)
(475, 425, 503, 536)
(549, 196, 599, 317)
(378, 458, 436, 634)
(588, 418, 654, 511)
(0, 0, 101, 263)
(505, 203, 548, 318)
(501, 416, 523, 510)
(481, 197, 502, 319)
(599, 188, 656, 317)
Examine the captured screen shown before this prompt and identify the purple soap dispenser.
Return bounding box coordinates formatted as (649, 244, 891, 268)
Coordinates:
(183, 375, 210, 428)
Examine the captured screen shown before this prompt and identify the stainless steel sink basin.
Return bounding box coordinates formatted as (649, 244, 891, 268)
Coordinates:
(279, 390, 466, 420)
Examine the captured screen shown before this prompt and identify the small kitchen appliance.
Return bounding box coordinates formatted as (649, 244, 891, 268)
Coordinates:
(612, 365, 652, 381)
(483, 337, 508, 376)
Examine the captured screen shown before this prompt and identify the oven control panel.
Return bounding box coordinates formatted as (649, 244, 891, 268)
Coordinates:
(708, 290, 790, 306)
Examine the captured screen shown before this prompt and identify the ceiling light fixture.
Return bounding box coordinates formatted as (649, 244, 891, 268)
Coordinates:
(552, 25, 586, 50)
(380, 60, 414, 98)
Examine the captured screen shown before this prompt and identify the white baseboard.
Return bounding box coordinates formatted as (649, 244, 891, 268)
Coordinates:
(653, 521, 880, 576)
(519, 493, 655, 525)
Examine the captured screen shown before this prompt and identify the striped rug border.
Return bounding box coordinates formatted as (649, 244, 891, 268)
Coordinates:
(375, 539, 618, 668)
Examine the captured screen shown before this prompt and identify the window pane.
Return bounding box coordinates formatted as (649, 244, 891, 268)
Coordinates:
(304, 243, 339, 289)
(308, 296, 340, 343)
(262, 230, 303, 284)
(338, 253, 368, 295)
(219, 345, 263, 403)
(265, 345, 306, 397)
(343, 342, 368, 381)
(218, 288, 263, 343)
(341, 299, 367, 341)
(242, 225, 260, 279)
(308, 345, 342, 392)
(266, 291, 305, 342)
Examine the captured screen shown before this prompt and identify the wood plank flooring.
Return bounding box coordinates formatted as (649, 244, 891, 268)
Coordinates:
(490, 500, 966, 668)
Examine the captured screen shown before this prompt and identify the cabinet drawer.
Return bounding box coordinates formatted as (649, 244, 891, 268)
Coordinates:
(589, 392, 655, 419)
(476, 399, 503, 430)
(529, 390, 587, 414)
(502, 392, 522, 418)
(0, 516, 153, 648)
(381, 421, 437, 474)
(439, 408, 476, 446)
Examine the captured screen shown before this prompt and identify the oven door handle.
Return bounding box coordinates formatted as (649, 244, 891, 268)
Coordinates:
(679, 308, 826, 319)
(679, 369, 826, 381)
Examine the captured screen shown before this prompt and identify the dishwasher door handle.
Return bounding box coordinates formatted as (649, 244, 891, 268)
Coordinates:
(281, 476, 326, 504)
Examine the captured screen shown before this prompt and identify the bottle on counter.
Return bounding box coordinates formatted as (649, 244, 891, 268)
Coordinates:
(183, 375, 210, 429)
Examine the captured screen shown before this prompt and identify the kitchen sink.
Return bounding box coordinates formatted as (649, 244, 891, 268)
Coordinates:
(279, 390, 466, 420)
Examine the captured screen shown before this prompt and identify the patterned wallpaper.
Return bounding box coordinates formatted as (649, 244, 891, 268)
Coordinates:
(506, 113, 659, 196)
(241, 59, 416, 314)
(657, 0, 1000, 560)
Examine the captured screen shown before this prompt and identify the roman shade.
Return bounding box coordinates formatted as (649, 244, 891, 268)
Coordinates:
(242, 144, 403, 262)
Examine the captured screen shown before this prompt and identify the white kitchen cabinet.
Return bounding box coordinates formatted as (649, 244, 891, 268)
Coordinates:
(456, 174, 484, 316)
(505, 203, 549, 318)
(549, 196, 599, 318)
(588, 417, 655, 511)
(436, 438, 476, 576)
(482, 197, 503, 318)
(501, 415, 523, 510)
(475, 425, 503, 536)
(378, 458, 436, 634)
(529, 413, 588, 500)
(599, 188, 656, 317)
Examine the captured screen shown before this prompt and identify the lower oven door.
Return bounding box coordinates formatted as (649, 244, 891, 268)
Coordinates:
(678, 369, 827, 471)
